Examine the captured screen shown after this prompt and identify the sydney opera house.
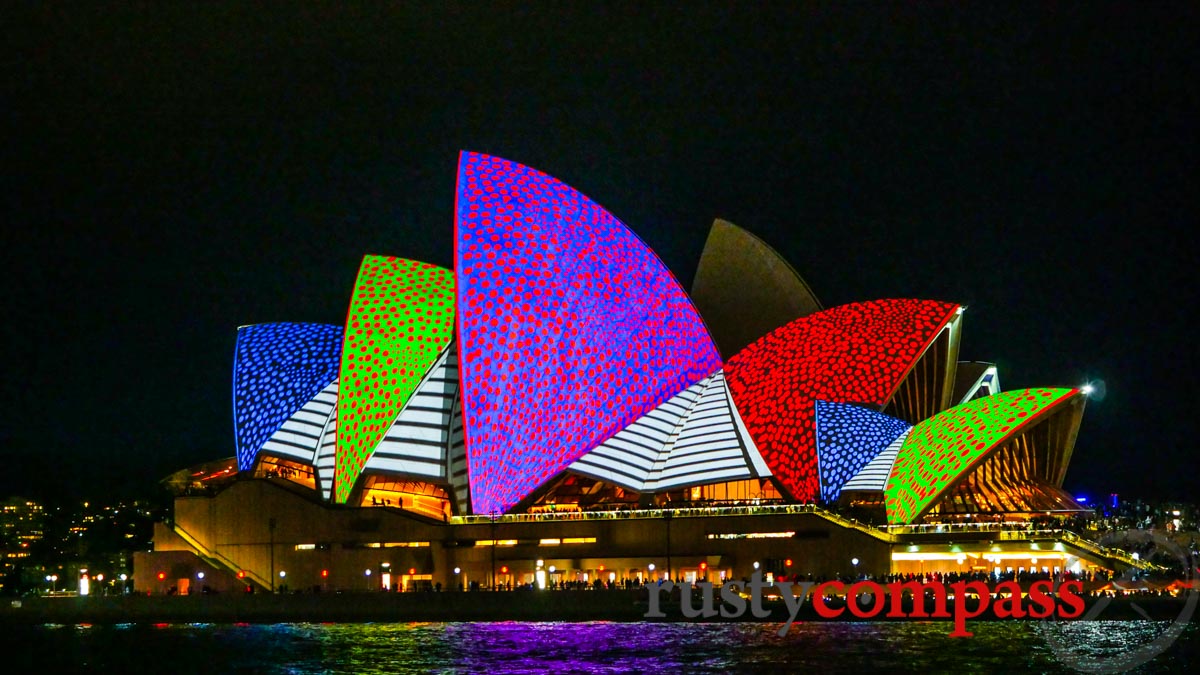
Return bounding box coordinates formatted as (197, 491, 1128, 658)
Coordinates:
(138, 152, 1140, 594)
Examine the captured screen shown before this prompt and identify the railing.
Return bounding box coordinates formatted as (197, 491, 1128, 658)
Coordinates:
(449, 503, 895, 542)
(450, 506, 1151, 566)
(1058, 529, 1158, 570)
(885, 521, 1048, 535)
(172, 522, 271, 590)
(809, 509, 896, 543)
(899, 525, 1155, 571)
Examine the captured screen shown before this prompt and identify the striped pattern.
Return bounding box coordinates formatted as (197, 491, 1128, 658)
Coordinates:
(842, 429, 912, 493)
(314, 391, 339, 501)
(258, 381, 338, 465)
(813, 401, 911, 502)
(362, 347, 458, 481)
(569, 371, 769, 492)
(447, 391, 470, 514)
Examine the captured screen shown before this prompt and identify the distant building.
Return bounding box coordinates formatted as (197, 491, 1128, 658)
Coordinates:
(140, 153, 1134, 594)
(0, 497, 45, 589)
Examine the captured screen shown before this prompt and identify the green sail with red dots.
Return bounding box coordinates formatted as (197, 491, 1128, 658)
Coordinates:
(334, 256, 456, 503)
(884, 387, 1078, 525)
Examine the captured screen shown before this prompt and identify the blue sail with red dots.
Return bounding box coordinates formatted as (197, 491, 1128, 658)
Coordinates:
(454, 152, 722, 514)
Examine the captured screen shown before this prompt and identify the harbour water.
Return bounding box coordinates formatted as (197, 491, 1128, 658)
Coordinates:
(6, 620, 1197, 673)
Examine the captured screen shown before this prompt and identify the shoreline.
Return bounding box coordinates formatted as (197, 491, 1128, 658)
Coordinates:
(0, 590, 1189, 625)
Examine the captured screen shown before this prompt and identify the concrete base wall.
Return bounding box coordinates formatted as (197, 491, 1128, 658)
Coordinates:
(145, 479, 891, 593)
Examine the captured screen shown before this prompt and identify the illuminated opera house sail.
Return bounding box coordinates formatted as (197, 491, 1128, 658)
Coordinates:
(141, 152, 1128, 595)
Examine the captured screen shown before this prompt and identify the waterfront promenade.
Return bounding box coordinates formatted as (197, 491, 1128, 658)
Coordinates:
(1, 586, 1189, 625)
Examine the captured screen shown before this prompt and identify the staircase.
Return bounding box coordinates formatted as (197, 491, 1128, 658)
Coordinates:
(171, 521, 272, 591)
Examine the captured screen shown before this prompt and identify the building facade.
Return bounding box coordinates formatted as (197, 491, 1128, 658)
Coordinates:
(140, 152, 1131, 594)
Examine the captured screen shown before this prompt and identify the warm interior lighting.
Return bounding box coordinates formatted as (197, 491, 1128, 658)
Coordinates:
(253, 455, 318, 490)
(359, 476, 451, 520)
(685, 479, 784, 503)
(707, 532, 795, 540)
(476, 539, 518, 547)
(363, 541, 430, 548)
(892, 551, 1068, 561)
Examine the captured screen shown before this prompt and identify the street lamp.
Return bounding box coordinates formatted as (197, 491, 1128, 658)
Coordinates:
(664, 511, 673, 583)
(268, 517, 277, 593)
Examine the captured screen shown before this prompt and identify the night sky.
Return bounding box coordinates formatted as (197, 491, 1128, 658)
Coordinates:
(4, 4, 1196, 502)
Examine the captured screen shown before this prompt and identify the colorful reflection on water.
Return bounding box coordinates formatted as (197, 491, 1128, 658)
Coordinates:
(6, 620, 1196, 673)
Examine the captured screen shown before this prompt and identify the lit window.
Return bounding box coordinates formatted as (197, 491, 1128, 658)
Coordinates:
(362, 541, 430, 548)
(707, 532, 795, 540)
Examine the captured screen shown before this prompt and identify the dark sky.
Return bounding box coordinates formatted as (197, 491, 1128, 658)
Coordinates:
(3, 4, 1196, 502)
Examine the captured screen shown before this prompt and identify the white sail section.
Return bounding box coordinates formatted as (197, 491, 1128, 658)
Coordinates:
(314, 391, 338, 501)
(257, 380, 337, 465)
(569, 371, 769, 492)
(361, 347, 458, 480)
(447, 392, 470, 514)
(842, 429, 913, 493)
(958, 365, 1001, 405)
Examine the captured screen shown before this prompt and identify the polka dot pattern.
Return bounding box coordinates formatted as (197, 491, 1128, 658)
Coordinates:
(885, 387, 1078, 524)
(233, 322, 342, 472)
(724, 299, 959, 502)
(814, 400, 911, 502)
(334, 256, 456, 503)
(455, 152, 721, 514)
